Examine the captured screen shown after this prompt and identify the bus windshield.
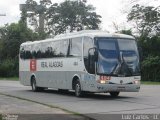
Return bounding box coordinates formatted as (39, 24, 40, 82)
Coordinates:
(96, 37, 140, 77)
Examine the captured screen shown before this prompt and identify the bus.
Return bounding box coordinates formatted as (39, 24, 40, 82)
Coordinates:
(19, 30, 141, 97)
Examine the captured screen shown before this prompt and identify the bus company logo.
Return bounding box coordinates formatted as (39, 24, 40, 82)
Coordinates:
(120, 80, 123, 84)
(30, 59, 37, 71)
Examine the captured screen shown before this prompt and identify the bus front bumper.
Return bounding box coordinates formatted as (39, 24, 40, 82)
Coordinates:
(96, 84, 140, 92)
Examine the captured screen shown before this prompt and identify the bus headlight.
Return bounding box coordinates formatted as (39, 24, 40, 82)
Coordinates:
(97, 80, 107, 84)
(133, 80, 140, 84)
(100, 80, 106, 84)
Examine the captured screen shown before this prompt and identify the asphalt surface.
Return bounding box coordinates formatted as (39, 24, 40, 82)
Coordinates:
(0, 80, 160, 120)
(0, 94, 87, 120)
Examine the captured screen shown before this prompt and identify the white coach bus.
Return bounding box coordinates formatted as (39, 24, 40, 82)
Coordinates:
(19, 30, 141, 97)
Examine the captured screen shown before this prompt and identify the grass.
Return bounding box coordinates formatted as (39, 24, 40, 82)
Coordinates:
(141, 81, 160, 85)
(0, 77, 19, 81)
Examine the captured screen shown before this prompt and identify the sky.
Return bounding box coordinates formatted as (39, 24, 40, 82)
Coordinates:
(0, 0, 159, 32)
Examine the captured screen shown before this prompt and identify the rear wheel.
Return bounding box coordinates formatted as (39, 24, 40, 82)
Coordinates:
(75, 80, 83, 97)
(31, 77, 44, 92)
(110, 92, 120, 97)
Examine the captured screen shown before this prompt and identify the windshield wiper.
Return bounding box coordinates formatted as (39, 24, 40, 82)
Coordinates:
(110, 62, 119, 75)
(109, 52, 133, 76)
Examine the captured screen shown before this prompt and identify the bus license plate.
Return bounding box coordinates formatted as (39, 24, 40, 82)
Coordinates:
(117, 86, 126, 91)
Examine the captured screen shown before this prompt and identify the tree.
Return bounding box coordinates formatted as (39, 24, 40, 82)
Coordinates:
(127, 4, 160, 81)
(128, 4, 160, 37)
(46, 0, 101, 35)
(25, 0, 101, 35)
(0, 22, 39, 60)
(0, 22, 40, 77)
(120, 29, 133, 35)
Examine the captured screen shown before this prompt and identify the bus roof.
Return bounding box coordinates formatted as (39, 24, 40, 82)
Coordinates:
(21, 30, 135, 46)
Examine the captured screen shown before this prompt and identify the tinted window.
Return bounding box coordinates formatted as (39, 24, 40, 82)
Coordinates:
(83, 37, 94, 57)
(32, 43, 41, 58)
(22, 39, 69, 59)
(25, 45, 32, 59)
(118, 39, 137, 51)
(83, 37, 94, 73)
(69, 38, 82, 57)
(98, 40, 116, 50)
(36, 43, 42, 58)
(38, 40, 69, 58)
(20, 46, 25, 59)
(50, 40, 69, 57)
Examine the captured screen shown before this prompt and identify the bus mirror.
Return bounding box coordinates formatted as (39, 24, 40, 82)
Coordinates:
(88, 47, 98, 62)
(94, 49, 98, 62)
(88, 47, 97, 74)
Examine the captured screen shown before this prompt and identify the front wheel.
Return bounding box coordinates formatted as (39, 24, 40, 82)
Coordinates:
(110, 92, 120, 97)
(75, 80, 83, 97)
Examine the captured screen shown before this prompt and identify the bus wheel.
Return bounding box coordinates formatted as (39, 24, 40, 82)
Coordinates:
(110, 92, 120, 97)
(75, 80, 83, 97)
(31, 77, 42, 92)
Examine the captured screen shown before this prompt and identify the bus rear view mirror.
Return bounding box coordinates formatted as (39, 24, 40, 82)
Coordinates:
(88, 47, 98, 62)
(88, 47, 98, 74)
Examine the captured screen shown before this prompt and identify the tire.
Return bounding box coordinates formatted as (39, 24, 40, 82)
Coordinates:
(31, 77, 44, 92)
(75, 80, 83, 97)
(110, 92, 120, 97)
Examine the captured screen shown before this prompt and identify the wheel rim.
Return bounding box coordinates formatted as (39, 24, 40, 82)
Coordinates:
(75, 83, 81, 96)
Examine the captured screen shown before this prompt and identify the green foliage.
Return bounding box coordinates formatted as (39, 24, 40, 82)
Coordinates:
(120, 29, 133, 35)
(139, 36, 160, 58)
(141, 56, 160, 81)
(0, 0, 101, 77)
(25, 0, 101, 35)
(139, 36, 160, 81)
(0, 22, 41, 77)
(46, 0, 101, 35)
(0, 59, 18, 77)
(128, 4, 160, 81)
(0, 22, 40, 60)
(141, 81, 160, 85)
(128, 4, 160, 37)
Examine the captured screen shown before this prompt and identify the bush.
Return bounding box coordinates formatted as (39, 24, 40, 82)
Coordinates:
(0, 59, 18, 77)
(0, 114, 2, 120)
(141, 56, 160, 82)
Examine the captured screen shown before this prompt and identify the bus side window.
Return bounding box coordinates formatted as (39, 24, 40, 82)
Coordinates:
(52, 41, 62, 57)
(25, 45, 32, 59)
(20, 46, 25, 59)
(69, 38, 82, 57)
(83, 37, 94, 73)
(36, 43, 42, 59)
(32, 43, 41, 59)
(60, 40, 69, 57)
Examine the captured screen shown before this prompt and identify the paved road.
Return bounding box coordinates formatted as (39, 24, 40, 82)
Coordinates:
(0, 94, 87, 120)
(0, 80, 160, 120)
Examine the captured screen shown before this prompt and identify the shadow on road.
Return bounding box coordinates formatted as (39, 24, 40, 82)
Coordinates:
(26, 89, 134, 100)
